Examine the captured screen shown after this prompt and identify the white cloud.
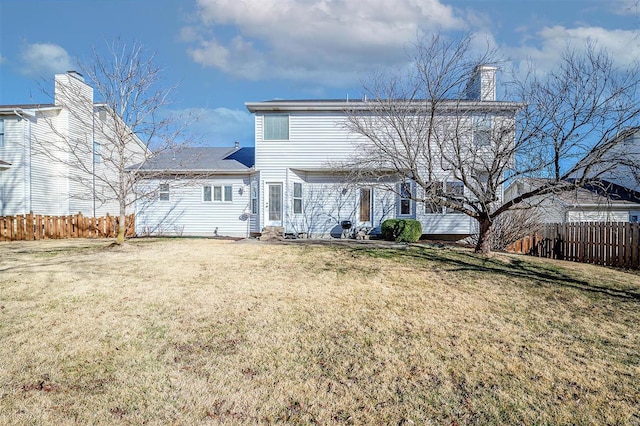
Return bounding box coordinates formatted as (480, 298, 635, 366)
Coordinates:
(185, 0, 466, 85)
(20, 43, 74, 77)
(509, 26, 640, 74)
(180, 107, 254, 146)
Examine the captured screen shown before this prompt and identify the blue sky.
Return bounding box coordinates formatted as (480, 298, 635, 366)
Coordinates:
(0, 0, 638, 147)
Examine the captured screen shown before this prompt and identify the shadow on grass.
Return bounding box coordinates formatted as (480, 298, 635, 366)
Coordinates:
(345, 244, 640, 302)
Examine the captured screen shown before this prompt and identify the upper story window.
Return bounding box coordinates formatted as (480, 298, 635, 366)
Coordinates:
(473, 115, 492, 147)
(264, 114, 289, 140)
(0, 119, 4, 148)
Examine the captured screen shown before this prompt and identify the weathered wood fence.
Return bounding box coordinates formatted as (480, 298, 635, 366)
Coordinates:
(508, 222, 640, 269)
(0, 212, 135, 242)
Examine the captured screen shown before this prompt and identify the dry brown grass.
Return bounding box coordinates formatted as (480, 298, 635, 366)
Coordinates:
(0, 238, 638, 425)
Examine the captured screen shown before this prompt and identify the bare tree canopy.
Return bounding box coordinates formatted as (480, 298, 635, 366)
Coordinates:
(38, 39, 196, 243)
(344, 33, 640, 253)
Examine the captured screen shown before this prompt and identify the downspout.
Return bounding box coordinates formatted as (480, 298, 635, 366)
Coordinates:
(92, 110, 96, 217)
(28, 117, 32, 213)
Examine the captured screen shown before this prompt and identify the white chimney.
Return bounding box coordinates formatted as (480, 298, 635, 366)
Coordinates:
(467, 65, 496, 101)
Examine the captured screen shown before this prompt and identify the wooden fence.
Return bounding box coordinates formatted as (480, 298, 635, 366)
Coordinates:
(508, 222, 640, 269)
(0, 212, 135, 242)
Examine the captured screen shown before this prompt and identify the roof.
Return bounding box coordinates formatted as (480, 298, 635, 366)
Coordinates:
(245, 98, 524, 113)
(0, 160, 11, 168)
(134, 146, 255, 173)
(510, 177, 640, 207)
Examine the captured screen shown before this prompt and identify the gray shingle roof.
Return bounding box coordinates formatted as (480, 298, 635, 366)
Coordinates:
(135, 147, 254, 173)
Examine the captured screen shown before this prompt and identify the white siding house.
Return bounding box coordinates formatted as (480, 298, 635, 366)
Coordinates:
(504, 178, 640, 224)
(245, 66, 520, 239)
(0, 71, 145, 217)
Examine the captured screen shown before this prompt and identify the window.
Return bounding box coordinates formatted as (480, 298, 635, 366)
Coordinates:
(213, 185, 233, 202)
(159, 183, 170, 201)
(360, 188, 372, 222)
(203, 185, 212, 202)
(445, 181, 464, 213)
(630, 213, 640, 223)
(293, 182, 303, 214)
(424, 181, 444, 214)
(93, 140, 101, 163)
(399, 182, 412, 216)
(474, 115, 492, 146)
(251, 181, 258, 214)
(264, 114, 289, 140)
(0, 119, 4, 148)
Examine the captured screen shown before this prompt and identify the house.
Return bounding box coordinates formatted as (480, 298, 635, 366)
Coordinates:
(133, 145, 256, 237)
(0, 71, 146, 217)
(137, 66, 521, 239)
(504, 178, 640, 224)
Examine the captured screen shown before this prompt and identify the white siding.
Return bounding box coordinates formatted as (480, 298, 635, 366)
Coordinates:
(135, 176, 252, 238)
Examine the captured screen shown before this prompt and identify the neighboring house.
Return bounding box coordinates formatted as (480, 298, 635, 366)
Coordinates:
(586, 127, 640, 193)
(136, 66, 521, 239)
(133, 145, 256, 237)
(0, 71, 145, 217)
(505, 178, 640, 224)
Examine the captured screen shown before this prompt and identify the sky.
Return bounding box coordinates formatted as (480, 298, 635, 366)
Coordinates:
(0, 0, 638, 147)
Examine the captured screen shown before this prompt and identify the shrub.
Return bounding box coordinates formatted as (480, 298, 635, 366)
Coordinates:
(381, 219, 422, 243)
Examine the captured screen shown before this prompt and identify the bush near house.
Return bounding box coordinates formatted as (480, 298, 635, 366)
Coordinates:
(381, 219, 422, 242)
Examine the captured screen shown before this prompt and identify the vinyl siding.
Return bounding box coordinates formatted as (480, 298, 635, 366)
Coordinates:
(135, 176, 252, 238)
(255, 110, 488, 236)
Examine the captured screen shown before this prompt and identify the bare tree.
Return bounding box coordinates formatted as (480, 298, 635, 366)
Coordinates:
(344, 33, 640, 253)
(38, 39, 196, 243)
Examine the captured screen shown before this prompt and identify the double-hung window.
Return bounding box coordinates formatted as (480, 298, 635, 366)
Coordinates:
(473, 115, 492, 147)
(424, 181, 444, 214)
(203, 186, 212, 202)
(293, 182, 303, 214)
(159, 183, 170, 201)
(445, 181, 464, 213)
(264, 114, 289, 140)
(399, 182, 412, 216)
(210, 185, 233, 202)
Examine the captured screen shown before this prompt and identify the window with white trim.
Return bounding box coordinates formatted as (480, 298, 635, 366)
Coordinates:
(445, 181, 464, 213)
(93, 140, 102, 163)
(424, 181, 444, 214)
(399, 182, 412, 216)
(293, 182, 303, 214)
(213, 185, 233, 202)
(0, 119, 4, 148)
(159, 183, 170, 201)
(360, 187, 372, 222)
(203, 185, 212, 202)
(473, 115, 492, 147)
(251, 181, 258, 214)
(264, 114, 289, 140)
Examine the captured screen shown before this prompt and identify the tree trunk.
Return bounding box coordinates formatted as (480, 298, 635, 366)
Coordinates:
(116, 203, 126, 244)
(475, 217, 493, 254)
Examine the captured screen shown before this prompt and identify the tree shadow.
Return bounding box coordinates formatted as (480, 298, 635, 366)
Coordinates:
(345, 244, 640, 302)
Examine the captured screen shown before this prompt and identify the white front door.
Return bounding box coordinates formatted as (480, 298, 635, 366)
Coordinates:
(266, 183, 283, 226)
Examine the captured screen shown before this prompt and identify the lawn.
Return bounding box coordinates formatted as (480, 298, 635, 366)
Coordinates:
(0, 238, 638, 425)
